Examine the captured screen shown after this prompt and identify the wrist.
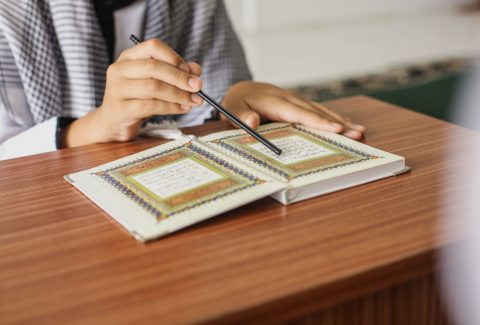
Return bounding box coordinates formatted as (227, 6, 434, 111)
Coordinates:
(56, 117, 77, 149)
(86, 108, 113, 143)
(60, 109, 110, 148)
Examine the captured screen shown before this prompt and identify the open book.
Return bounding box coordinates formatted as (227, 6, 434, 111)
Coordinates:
(65, 123, 407, 242)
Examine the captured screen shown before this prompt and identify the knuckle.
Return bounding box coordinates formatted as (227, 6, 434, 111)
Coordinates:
(172, 56, 183, 68)
(146, 38, 162, 51)
(106, 64, 118, 79)
(180, 91, 192, 104)
(116, 133, 133, 142)
(117, 49, 130, 61)
(142, 101, 157, 115)
(113, 128, 137, 142)
(168, 101, 181, 113)
(145, 59, 158, 71)
(116, 134, 129, 142)
(147, 80, 164, 94)
(174, 69, 187, 86)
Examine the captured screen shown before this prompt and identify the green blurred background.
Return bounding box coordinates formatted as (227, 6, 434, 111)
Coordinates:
(293, 59, 470, 124)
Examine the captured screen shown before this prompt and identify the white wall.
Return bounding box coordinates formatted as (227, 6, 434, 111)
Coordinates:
(224, 0, 480, 87)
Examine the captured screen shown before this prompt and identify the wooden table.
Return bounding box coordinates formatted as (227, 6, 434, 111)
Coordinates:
(1, 96, 476, 324)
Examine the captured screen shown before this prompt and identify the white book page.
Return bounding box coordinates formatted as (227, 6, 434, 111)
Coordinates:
(200, 123, 405, 188)
(65, 137, 285, 242)
(247, 134, 335, 164)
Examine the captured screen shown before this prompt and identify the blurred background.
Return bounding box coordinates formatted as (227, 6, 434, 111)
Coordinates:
(224, 0, 480, 124)
(223, 4, 480, 323)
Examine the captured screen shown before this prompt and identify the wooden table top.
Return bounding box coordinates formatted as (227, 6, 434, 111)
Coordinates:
(0, 96, 477, 324)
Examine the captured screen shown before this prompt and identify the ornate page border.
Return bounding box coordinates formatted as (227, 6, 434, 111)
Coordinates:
(209, 124, 380, 181)
(93, 142, 265, 221)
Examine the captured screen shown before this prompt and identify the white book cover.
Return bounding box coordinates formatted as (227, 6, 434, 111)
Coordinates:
(201, 123, 406, 203)
(65, 136, 285, 242)
(65, 123, 407, 242)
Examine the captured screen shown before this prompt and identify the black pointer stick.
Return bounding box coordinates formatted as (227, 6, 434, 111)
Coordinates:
(129, 34, 282, 156)
(196, 90, 282, 155)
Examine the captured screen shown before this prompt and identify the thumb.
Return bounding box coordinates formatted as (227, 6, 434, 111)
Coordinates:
(223, 100, 261, 129)
(241, 110, 261, 129)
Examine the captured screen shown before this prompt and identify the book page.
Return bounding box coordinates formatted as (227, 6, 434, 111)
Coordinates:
(130, 158, 224, 199)
(88, 140, 282, 222)
(201, 123, 389, 183)
(66, 137, 286, 241)
(247, 135, 335, 165)
(66, 125, 404, 241)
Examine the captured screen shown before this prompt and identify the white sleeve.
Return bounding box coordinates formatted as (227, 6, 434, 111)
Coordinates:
(0, 117, 58, 161)
(0, 78, 60, 161)
(0, 28, 60, 161)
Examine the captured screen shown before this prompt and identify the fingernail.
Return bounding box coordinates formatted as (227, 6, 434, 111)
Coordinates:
(191, 93, 202, 104)
(354, 124, 366, 132)
(188, 77, 202, 91)
(180, 104, 191, 110)
(344, 130, 361, 139)
(179, 62, 190, 73)
(330, 122, 343, 131)
(245, 112, 260, 128)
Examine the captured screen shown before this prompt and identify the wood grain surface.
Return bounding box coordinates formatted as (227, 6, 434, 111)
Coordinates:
(0, 96, 477, 324)
(287, 273, 448, 325)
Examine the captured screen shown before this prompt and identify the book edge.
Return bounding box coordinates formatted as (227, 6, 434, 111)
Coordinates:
(271, 160, 408, 205)
(64, 138, 286, 242)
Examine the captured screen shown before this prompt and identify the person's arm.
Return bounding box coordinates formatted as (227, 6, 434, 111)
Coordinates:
(0, 36, 204, 156)
(0, 29, 65, 160)
(0, 117, 58, 160)
(198, 1, 365, 139)
(222, 81, 366, 139)
(60, 39, 204, 147)
(0, 80, 61, 160)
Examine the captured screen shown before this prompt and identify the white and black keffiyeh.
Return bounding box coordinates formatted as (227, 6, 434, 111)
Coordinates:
(0, 0, 251, 126)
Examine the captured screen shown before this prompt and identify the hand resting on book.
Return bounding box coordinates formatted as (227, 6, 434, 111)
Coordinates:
(59, 38, 365, 148)
(222, 81, 366, 140)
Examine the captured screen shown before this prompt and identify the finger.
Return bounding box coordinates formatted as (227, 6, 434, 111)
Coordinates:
(222, 99, 261, 129)
(115, 59, 202, 92)
(118, 38, 185, 68)
(177, 61, 203, 78)
(309, 100, 366, 132)
(119, 79, 204, 106)
(308, 100, 348, 124)
(286, 95, 344, 128)
(341, 129, 363, 140)
(350, 123, 366, 132)
(299, 98, 366, 134)
(124, 99, 191, 118)
(188, 62, 202, 77)
(245, 95, 343, 133)
(287, 95, 348, 127)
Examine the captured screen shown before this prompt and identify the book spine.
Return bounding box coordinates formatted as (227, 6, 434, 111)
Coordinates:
(194, 139, 288, 184)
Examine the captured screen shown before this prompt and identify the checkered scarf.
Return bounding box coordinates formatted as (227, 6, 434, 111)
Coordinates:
(0, 0, 251, 125)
